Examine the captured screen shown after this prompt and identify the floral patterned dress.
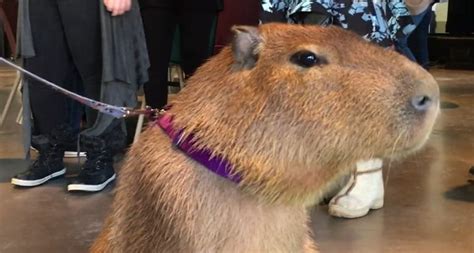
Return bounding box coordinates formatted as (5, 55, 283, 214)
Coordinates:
(260, 0, 415, 47)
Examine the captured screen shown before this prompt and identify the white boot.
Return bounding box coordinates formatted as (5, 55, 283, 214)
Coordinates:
(328, 158, 384, 218)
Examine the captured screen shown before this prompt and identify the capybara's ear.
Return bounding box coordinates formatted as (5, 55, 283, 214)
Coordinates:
(231, 25, 262, 70)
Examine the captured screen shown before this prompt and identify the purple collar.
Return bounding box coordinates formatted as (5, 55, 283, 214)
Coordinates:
(156, 112, 242, 184)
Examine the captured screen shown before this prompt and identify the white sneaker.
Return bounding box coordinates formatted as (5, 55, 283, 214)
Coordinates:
(329, 158, 384, 218)
(64, 150, 86, 158)
(30, 146, 86, 158)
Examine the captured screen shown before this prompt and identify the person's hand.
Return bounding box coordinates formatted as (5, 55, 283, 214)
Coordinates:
(103, 0, 132, 16)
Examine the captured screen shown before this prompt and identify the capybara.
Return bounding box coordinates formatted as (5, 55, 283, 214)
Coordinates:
(91, 24, 439, 253)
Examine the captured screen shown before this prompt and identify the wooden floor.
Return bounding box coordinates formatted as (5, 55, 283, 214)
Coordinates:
(0, 65, 473, 253)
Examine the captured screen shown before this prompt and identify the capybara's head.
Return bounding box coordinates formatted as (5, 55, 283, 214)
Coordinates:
(170, 24, 439, 205)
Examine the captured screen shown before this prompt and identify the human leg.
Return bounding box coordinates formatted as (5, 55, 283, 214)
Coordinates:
(179, 8, 217, 76)
(408, 8, 432, 68)
(57, 0, 120, 192)
(328, 159, 384, 218)
(12, 0, 76, 186)
(141, 5, 177, 109)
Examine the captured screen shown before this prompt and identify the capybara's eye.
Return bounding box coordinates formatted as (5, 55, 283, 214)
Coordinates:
(290, 51, 324, 68)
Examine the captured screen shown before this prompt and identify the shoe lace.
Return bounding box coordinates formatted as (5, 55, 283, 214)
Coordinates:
(31, 142, 63, 170)
(83, 148, 112, 173)
(83, 154, 98, 172)
(30, 151, 48, 170)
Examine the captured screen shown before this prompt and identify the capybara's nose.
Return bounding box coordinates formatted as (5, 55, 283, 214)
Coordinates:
(411, 95, 432, 111)
(410, 75, 440, 113)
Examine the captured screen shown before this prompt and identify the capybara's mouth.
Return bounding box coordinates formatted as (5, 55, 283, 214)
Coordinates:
(382, 140, 428, 160)
(381, 105, 439, 159)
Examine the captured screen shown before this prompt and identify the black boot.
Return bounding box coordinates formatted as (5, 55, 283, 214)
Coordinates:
(11, 125, 74, 187)
(67, 127, 125, 192)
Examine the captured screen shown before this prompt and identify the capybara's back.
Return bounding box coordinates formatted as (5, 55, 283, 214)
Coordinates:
(91, 24, 439, 253)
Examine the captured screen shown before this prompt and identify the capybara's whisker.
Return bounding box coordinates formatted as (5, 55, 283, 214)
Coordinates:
(385, 130, 406, 189)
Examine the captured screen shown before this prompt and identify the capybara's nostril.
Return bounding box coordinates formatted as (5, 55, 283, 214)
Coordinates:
(411, 95, 432, 112)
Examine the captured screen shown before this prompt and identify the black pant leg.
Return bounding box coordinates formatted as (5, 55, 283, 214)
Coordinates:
(140, 7, 178, 109)
(179, 9, 217, 76)
(26, 0, 75, 135)
(408, 10, 432, 68)
(260, 5, 288, 23)
(57, 0, 102, 128)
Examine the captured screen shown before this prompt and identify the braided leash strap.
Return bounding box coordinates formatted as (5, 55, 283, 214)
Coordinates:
(0, 57, 159, 119)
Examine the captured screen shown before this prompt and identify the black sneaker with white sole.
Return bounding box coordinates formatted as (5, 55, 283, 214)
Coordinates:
(12, 133, 68, 187)
(67, 130, 122, 192)
(67, 166, 116, 192)
(11, 165, 66, 187)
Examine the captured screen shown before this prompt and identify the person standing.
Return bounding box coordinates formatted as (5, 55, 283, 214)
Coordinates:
(11, 0, 149, 192)
(139, 0, 223, 109)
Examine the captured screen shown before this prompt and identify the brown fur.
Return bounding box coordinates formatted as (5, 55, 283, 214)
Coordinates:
(91, 24, 439, 252)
